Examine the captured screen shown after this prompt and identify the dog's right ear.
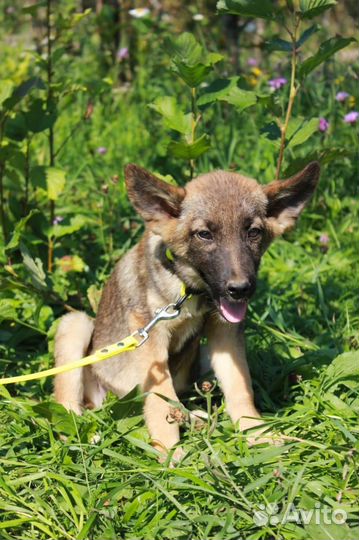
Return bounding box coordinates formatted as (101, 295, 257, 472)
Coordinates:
(125, 164, 185, 223)
(263, 161, 320, 237)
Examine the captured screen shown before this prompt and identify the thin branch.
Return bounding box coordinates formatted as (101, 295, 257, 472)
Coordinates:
(46, 0, 55, 273)
(0, 162, 7, 244)
(24, 137, 31, 215)
(275, 17, 301, 180)
(0, 116, 8, 244)
(189, 86, 197, 180)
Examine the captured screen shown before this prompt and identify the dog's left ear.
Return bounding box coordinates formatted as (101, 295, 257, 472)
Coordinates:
(125, 164, 185, 223)
(263, 161, 320, 236)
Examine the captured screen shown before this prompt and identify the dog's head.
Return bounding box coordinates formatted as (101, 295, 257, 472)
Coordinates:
(125, 162, 320, 323)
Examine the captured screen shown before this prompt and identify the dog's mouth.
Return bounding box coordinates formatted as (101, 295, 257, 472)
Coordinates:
(218, 297, 248, 324)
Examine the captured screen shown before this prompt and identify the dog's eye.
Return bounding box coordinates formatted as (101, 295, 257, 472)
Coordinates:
(247, 228, 262, 240)
(197, 230, 213, 241)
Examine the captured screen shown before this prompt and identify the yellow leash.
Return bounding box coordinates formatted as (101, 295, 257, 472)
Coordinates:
(0, 249, 191, 386)
(0, 335, 139, 385)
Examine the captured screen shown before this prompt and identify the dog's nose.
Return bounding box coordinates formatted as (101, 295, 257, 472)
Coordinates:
(226, 280, 251, 300)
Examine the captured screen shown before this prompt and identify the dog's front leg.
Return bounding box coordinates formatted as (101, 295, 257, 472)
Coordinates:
(142, 343, 183, 460)
(206, 317, 264, 438)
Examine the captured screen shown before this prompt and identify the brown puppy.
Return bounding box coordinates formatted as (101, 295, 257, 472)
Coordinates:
(54, 162, 320, 457)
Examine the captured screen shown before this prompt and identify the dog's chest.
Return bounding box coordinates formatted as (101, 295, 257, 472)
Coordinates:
(167, 295, 209, 354)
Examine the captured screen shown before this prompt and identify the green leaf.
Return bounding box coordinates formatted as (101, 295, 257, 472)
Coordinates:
(0, 80, 13, 107)
(260, 121, 282, 142)
(25, 98, 57, 133)
(4, 113, 28, 141)
(71, 8, 92, 27)
(198, 77, 257, 111)
(197, 77, 239, 106)
(5, 210, 39, 253)
(87, 284, 102, 314)
(57, 254, 87, 273)
(12, 79, 41, 104)
(323, 351, 359, 391)
(198, 77, 239, 106)
(31, 401, 77, 436)
(266, 27, 319, 52)
(322, 393, 357, 417)
(296, 24, 319, 47)
(3, 77, 45, 110)
(111, 386, 144, 420)
(155, 172, 178, 186)
(30, 165, 46, 189)
(222, 86, 257, 111)
(0, 298, 19, 321)
(169, 33, 223, 87)
(173, 60, 222, 88)
(266, 38, 292, 52)
(49, 215, 87, 238)
(217, 0, 280, 19)
(20, 243, 47, 290)
(305, 521, 358, 540)
(148, 97, 192, 135)
(298, 36, 356, 79)
(283, 147, 353, 176)
(168, 134, 211, 159)
(46, 167, 66, 201)
(260, 117, 318, 149)
(52, 47, 66, 64)
(287, 117, 319, 148)
(299, 0, 337, 19)
(171, 65, 199, 88)
(169, 32, 203, 65)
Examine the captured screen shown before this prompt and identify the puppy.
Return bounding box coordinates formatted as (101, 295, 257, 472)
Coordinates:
(54, 162, 320, 456)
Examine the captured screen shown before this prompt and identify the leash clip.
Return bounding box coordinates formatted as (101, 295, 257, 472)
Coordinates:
(133, 303, 182, 346)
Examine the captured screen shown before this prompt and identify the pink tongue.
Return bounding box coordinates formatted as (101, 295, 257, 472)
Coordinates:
(219, 298, 247, 323)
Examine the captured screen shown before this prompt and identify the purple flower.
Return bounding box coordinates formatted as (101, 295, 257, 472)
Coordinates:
(97, 146, 107, 155)
(344, 111, 359, 124)
(319, 233, 330, 252)
(335, 91, 349, 102)
(247, 57, 258, 67)
(117, 47, 129, 61)
(319, 117, 329, 132)
(53, 216, 64, 225)
(268, 77, 287, 90)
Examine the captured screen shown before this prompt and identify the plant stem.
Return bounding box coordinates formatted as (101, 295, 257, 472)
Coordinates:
(275, 17, 300, 180)
(0, 115, 7, 244)
(189, 86, 197, 179)
(0, 161, 7, 244)
(46, 0, 55, 272)
(24, 137, 31, 215)
(46, 0, 54, 168)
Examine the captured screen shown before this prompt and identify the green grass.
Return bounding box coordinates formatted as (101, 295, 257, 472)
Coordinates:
(0, 347, 358, 539)
(1, 2, 359, 539)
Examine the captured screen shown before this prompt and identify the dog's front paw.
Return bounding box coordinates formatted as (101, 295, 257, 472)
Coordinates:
(158, 446, 186, 467)
(170, 446, 186, 465)
(59, 400, 83, 416)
